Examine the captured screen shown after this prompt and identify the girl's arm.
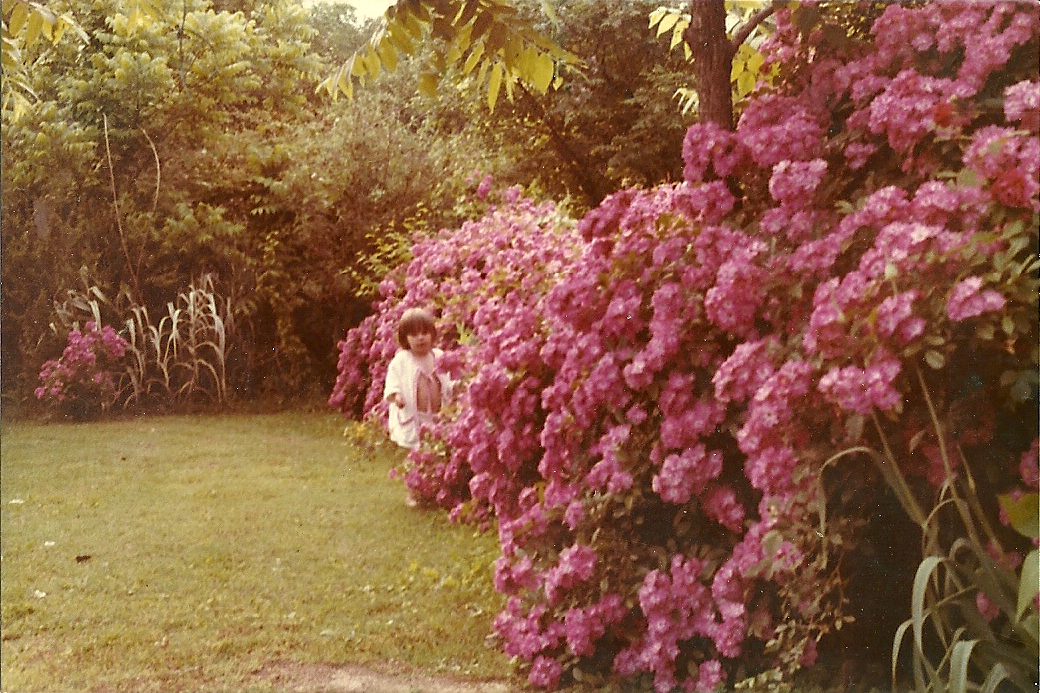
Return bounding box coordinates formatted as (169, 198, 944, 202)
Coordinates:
(384, 352, 407, 407)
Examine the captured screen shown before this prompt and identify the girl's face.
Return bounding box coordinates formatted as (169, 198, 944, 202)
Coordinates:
(406, 330, 433, 357)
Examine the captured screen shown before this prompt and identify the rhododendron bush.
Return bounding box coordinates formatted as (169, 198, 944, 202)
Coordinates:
(331, 2, 1038, 690)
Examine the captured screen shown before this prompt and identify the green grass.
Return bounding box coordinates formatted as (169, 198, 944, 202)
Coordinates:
(0, 411, 509, 692)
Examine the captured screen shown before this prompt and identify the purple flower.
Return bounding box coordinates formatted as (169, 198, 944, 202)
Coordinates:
(768, 159, 828, 205)
(528, 656, 563, 689)
(946, 277, 1006, 322)
(818, 352, 903, 415)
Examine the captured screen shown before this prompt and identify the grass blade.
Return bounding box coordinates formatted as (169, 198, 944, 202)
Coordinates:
(949, 638, 978, 693)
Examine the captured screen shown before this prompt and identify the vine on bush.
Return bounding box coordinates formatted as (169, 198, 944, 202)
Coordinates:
(332, 3, 1038, 690)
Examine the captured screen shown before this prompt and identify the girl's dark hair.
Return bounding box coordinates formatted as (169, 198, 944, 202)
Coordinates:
(396, 308, 437, 346)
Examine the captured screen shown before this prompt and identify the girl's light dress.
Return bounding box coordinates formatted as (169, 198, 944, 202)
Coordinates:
(383, 348, 453, 449)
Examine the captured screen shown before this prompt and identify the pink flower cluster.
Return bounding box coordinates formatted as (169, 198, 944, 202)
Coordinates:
(35, 322, 128, 411)
(946, 277, 1007, 322)
(330, 2, 1038, 689)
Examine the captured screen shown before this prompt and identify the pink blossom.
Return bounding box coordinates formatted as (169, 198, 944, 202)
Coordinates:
(713, 338, 777, 404)
(683, 122, 746, 182)
(768, 159, 828, 205)
(544, 544, 597, 604)
(946, 277, 1006, 322)
(976, 592, 1001, 622)
(528, 656, 563, 689)
(1020, 439, 1039, 489)
(737, 95, 824, 167)
(695, 659, 725, 692)
(653, 445, 723, 505)
(1005, 80, 1040, 131)
(844, 141, 878, 169)
(702, 485, 746, 532)
(818, 352, 903, 416)
(875, 290, 926, 345)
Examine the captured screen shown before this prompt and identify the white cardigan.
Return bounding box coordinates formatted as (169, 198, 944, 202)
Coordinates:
(383, 348, 453, 448)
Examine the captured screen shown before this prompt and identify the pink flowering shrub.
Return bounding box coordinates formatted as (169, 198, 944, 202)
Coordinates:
(329, 188, 584, 515)
(35, 322, 129, 417)
(332, 2, 1038, 690)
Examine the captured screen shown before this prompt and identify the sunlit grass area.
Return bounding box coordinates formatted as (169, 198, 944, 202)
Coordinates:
(0, 412, 508, 692)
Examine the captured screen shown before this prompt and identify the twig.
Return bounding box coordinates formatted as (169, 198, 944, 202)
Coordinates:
(731, 0, 786, 52)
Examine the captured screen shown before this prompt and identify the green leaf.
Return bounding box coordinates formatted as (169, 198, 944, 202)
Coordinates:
(418, 71, 439, 97)
(998, 492, 1039, 539)
(981, 664, 1011, 693)
(976, 323, 995, 340)
(656, 11, 680, 37)
(956, 168, 983, 188)
(528, 51, 554, 94)
(669, 21, 688, 50)
(486, 61, 503, 112)
(648, 7, 668, 29)
(7, 1, 29, 37)
(462, 41, 484, 75)
(924, 350, 946, 370)
(1017, 549, 1039, 620)
(949, 640, 979, 693)
(1001, 315, 1015, 336)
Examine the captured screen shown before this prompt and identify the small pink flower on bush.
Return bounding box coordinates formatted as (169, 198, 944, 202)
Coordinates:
(976, 592, 1001, 622)
(875, 290, 926, 345)
(946, 277, 1006, 321)
(1005, 80, 1040, 131)
(702, 485, 746, 532)
(818, 351, 902, 416)
(652, 445, 723, 505)
(544, 544, 597, 604)
(528, 656, 563, 689)
(695, 659, 725, 692)
(476, 174, 494, 200)
(1020, 439, 1039, 489)
(768, 159, 828, 206)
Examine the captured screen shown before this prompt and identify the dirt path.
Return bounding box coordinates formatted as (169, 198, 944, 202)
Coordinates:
(255, 662, 524, 693)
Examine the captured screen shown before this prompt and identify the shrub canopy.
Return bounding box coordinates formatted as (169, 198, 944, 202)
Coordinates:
(331, 2, 1039, 690)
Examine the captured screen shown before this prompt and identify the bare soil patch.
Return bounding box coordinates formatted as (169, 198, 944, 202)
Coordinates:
(255, 662, 524, 693)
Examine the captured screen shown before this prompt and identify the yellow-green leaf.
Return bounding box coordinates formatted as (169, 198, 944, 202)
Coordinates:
(999, 492, 1039, 539)
(648, 7, 668, 29)
(670, 21, 688, 51)
(487, 61, 504, 112)
(7, 2, 29, 37)
(1001, 315, 1015, 336)
(528, 51, 554, 94)
(924, 350, 946, 369)
(24, 9, 46, 47)
(540, 0, 557, 23)
(418, 71, 439, 97)
(656, 12, 680, 37)
(1017, 549, 1039, 619)
(349, 55, 365, 77)
(376, 37, 398, 72)
(463, 41, 485, 75)
(736, 70, 755, 98)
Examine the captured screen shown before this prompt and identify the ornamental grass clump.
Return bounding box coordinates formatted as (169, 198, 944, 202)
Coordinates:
(331, 2, 1038, 690)
(35, 321, 128, 417)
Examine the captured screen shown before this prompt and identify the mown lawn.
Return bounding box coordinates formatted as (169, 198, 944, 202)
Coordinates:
(0, 411, 509, 692)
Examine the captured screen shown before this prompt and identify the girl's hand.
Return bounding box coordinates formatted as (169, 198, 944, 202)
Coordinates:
(389, 393, 405, 408)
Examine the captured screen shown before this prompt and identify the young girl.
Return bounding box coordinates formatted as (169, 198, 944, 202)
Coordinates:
(383, 308, 453, 450)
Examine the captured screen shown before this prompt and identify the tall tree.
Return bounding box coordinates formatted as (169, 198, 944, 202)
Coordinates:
(325, 0, 784, 130)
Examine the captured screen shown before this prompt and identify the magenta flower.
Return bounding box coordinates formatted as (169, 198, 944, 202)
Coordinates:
(946, 277, 1006, 322)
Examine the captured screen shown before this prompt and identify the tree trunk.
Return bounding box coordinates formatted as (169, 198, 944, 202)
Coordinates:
(685, 0, 734, 131)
